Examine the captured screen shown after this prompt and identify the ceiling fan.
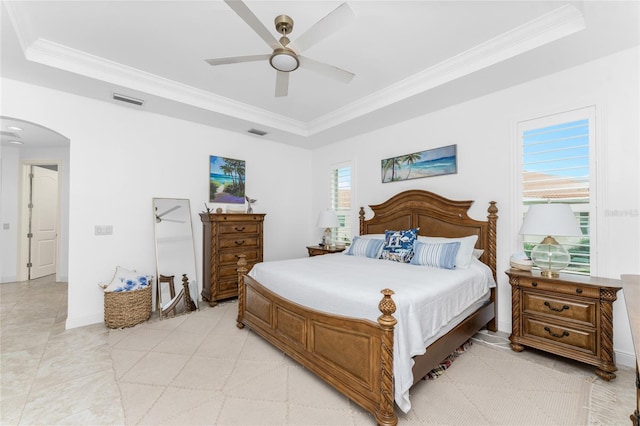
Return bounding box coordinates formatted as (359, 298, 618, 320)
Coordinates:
(155, 205, 185, 223)
(205, 1, 356, 97)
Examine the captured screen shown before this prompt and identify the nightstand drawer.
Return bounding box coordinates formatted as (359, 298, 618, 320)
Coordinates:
(517, 278, 600, 298)
(523, 290, 596, 326)
(523, 317, 596, 355)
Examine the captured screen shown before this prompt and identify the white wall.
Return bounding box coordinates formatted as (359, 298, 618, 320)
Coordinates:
(312, 46, 640, 367)
(1, 78, 313, 328)
(0, 145, 21, 282)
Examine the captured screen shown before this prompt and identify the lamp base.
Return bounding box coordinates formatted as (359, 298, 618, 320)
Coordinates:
(540, 269, 560, 278)
(530, 236, 571, 278)
(321, 227, 332, 247)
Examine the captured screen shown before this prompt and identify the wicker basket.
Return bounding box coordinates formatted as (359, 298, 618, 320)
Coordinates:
(104, 285, 152, 328)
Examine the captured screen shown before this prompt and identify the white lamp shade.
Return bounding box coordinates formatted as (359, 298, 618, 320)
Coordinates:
(316, 209, 339, 228)
(519, 204, 582, 237)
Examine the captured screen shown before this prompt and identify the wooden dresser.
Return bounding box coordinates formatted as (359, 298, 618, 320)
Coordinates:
(506, 268, 622, 380)
(621, 274, 639, 425)
(200, 213, 265, 307)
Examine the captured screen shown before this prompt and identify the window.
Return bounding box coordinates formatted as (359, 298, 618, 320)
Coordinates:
(518, 107, 595, 275)
(330, 164, 352, 246)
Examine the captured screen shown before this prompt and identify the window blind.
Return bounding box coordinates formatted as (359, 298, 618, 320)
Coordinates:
(330, 165, 352, 245)
(520, 111, 594, 275)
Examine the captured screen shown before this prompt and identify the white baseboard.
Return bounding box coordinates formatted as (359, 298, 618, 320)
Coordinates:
(615, 350, 637, 369)
(65, 314, 103, 330)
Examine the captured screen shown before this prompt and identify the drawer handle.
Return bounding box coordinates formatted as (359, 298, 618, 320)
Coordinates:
(544, 327, 569, 339)
(235, 226, 245, 232)
(531, 282, 538, 287)
(544, 301, 570, 313)
(235, 240, 245, 246)
(575, 288, 583, 294)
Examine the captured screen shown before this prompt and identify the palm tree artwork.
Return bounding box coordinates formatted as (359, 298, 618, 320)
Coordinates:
(209, 156, 246, 203)
(381, 145, 457, 183)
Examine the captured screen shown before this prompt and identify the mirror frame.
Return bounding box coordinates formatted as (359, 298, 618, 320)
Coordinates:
(152, 197, 199, 318)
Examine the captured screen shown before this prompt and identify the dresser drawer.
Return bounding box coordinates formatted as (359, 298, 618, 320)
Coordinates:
(219, 249, 260, 265)
(219, 236, 260, 249)
(219, 261, 257, 281)
(523, 317, 596, 354)
(219, 222, 261, 235)
(523, 290, 596, 326)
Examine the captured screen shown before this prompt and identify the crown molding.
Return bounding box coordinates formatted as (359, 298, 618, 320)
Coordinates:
(307, 4, 586, 135)
(9, 3, 585, 140)
(22, 38, 308, 136)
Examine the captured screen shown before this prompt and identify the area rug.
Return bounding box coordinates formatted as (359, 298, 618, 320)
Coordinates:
(406, 342, 596, 425)
(424, 339, 473, 380)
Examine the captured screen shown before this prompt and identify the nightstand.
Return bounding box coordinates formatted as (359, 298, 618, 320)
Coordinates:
(306, 245, 346, 257)
(506, 268, 622, 380)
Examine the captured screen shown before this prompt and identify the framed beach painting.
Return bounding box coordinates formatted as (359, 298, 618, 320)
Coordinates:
(209, 156, 245, 204)
(381, 144, 457, 183)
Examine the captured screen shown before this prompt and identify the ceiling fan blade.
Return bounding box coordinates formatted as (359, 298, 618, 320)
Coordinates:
(205, 54, 270, 66)
(224, 0, 281, 50)
(275, 71, 289, 97)
(289, 3, 355, 53)
(298, 56, 354, 84)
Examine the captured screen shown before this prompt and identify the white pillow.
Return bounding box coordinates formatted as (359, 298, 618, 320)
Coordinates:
(473, 248, 484, 259)
(359, 234, 386, 240)
(418, 235, 478, 269)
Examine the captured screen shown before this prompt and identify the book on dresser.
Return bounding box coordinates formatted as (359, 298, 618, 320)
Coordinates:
(200, 213, 265, 306)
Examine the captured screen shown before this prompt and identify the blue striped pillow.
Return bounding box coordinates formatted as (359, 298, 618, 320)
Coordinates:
(410, 241, 461, 269)
(345, 236, 385, 258)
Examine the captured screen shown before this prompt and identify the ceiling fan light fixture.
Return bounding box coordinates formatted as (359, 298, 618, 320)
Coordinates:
(270, 47, 299, 72)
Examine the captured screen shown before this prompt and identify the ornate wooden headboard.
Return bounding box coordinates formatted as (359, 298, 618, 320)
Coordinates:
(359, 190, 498, 279)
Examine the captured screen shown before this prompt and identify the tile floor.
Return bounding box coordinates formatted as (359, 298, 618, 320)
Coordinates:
(1, 275, 636, 425)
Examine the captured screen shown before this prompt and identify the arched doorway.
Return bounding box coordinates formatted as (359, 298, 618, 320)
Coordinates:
(0, 116, 70, 283)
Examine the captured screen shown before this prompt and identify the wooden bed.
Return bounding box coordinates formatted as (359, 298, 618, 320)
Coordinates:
(236, 190, 498, 426)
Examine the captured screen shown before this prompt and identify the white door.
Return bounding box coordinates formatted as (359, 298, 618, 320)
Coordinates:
(30, 166, 58, 279)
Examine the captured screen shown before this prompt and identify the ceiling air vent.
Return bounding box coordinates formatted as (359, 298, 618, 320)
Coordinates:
(248, 128, 267, 136)
(112, 93, 144, 106)
(0, 131, 19, 138)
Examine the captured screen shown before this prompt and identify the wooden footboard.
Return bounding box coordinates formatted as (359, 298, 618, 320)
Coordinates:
(237, 255, 399, 426)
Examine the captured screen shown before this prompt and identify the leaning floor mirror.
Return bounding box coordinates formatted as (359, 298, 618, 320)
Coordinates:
(152, 198, 198, 318)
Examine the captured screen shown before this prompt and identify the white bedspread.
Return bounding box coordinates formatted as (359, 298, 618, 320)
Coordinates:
(248, 253, 496, 412)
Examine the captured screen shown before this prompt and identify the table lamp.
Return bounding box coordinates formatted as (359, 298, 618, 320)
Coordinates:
(519, 203, 582, 278)
(317, 209, 339, 247)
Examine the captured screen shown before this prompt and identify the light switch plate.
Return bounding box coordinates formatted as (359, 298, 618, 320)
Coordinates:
(95, 225, 113, 235)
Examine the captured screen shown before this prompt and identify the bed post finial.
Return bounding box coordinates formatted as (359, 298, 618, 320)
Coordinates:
(377, 289, 398, 426)
(236, 254, 247, 329)
(359, 207, 366, 236)
(377, 289, 397, 326)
